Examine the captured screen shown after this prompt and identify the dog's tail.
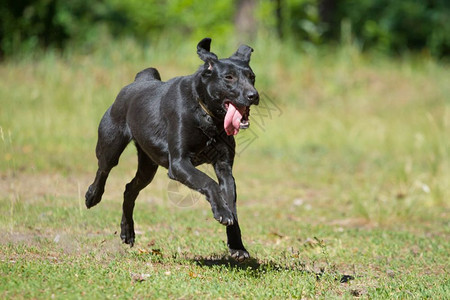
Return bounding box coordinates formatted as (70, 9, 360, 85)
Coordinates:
(134, 68, 161, 82)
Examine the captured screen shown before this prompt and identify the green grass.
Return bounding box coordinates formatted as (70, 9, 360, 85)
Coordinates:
(1, 38, 449, 298)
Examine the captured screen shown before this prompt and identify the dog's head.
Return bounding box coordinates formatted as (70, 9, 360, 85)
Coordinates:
(196, 38, 259, 136)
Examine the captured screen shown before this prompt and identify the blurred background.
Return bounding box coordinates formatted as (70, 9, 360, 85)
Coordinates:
(1, 0, 450, 57)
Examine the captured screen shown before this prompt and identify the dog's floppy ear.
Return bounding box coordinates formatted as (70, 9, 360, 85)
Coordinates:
(230, 45, 253, 63)
(197, 38, 218, 65)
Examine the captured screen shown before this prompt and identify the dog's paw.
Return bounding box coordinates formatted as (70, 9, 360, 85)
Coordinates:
(121, 232, 135, 247)
(85, 185, 103, 208)
(213, 207, 234, 226)
(229, 249, 250, 262)
(120, 223, 135, 247)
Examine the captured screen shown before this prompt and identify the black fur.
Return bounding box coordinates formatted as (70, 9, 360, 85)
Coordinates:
(85, 38, 259, 262)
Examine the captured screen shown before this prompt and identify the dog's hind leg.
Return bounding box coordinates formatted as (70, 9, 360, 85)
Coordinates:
(85, 107, 131, 208)
(120, 143, 158, 246)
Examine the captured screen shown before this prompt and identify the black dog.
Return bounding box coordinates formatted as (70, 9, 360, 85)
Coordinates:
(85, 38, 259, 261)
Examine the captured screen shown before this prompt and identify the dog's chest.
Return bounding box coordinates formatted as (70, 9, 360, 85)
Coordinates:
(191, 141, 222, 165)
(191, 112, 225, 165)
(196, 110, 220, 141)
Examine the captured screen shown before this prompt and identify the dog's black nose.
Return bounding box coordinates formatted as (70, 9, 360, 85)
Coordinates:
(247, 91, 259, 104)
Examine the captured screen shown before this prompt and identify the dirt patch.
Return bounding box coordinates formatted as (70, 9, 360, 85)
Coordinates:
(1, 172, 90, 202)
(0, 171, 169, 205)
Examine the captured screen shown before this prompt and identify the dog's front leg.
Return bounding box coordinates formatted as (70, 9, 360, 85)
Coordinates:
(168, 157, 234, 226)
(214, 161, 249, 261)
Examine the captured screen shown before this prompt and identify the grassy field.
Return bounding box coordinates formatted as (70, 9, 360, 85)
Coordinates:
(1, 38, 449, 298)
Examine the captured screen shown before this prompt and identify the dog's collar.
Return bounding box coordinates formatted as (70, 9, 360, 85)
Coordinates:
(197, 98, 220, 120)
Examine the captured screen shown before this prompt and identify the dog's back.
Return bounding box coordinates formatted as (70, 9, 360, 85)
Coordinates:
(134, 67, 161, 82)
(109, 67, 163, 125)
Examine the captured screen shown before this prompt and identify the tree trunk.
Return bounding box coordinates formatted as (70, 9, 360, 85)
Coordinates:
(235, 0, 257, 39)
(275, 0, 283, 39)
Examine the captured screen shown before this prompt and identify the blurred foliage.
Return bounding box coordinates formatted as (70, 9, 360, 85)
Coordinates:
(334, 0, 450, 57)
(1, 0, 449, 58)
(277, 0, 450, 57)
(110, 0, 234, 40)
(0, 0, 236, 56)
(281, 0, 326, 51)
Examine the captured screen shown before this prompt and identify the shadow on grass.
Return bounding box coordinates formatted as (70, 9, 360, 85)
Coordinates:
(191, 255, 355, 283)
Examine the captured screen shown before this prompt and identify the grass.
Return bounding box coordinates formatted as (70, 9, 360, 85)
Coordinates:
(1, 37, 449, 298)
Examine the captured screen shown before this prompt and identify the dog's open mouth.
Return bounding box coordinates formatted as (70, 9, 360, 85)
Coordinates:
(224, 101, 250, 136)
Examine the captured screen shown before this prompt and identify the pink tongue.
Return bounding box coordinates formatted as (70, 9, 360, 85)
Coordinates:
(224, 103, 243, 136)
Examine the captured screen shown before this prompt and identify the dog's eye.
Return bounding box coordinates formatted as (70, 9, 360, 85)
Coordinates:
(225, 75, 235, 81)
